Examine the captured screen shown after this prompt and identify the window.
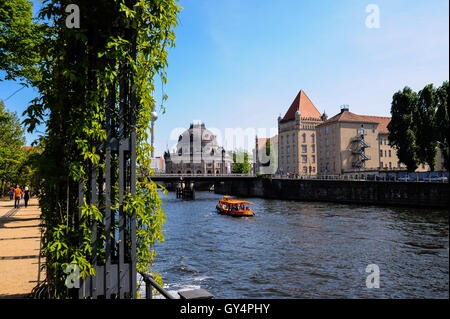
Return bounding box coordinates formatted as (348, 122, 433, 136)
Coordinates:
(302, 155, 307, 163)
(385, 150, 387, 157)
(379, 139, 382, 145)
(281, 136, 284, 144)
(325, 138, 329, 146)
(312, 155, 316, 163)
(287, 156, 290, 163)
(302, 145, 307, 153)
(302, 133, 306, 143)
(303, 166, 308, 173)
(325, 127, 329, 135)
(311, 144, 315, 153)
(311, 134, 315, 143)
(380, 161, 383, 168)
(389, 162, 392, 169)
(388, 150, 391, 157)
(380, 150, 383, 157)
(312, 166, 316, 173)
(326, 151, 329, 158)
(287, 146, 290, 154)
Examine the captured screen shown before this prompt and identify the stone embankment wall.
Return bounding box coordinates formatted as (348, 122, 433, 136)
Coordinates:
(214, 178, 449, 208)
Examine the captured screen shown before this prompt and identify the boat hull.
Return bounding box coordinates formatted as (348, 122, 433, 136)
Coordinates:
(216, 205, 254, 217)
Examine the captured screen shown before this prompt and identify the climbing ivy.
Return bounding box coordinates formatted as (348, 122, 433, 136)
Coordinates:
(6, 0, 181, 298)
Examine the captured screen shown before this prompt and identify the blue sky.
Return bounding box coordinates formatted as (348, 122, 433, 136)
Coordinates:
(0, 0, 448, 156)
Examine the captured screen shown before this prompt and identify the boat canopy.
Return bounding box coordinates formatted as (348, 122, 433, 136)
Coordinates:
(219, 199, 254, 205)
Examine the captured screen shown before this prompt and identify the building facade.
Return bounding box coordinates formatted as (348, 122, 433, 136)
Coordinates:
(316, 106, 443, 177)
(277, 90, 325, 175)
(164, 122, 233, 174)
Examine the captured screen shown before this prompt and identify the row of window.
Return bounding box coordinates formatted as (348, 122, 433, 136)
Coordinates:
(380, 162, 399, 169)
(380, 150, 391, 158)
(380, 162, 426, 169)
(283, 166, 317, 173)
(281, 133, 315, 144)
(281, 144, 315, 154)
(280, 155, 316, 164)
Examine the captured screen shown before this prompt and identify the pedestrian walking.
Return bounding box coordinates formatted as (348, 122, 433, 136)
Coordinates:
(24, 186, 30, 208)
(9, 186, 14, 200)
(14, 185, 22, 209)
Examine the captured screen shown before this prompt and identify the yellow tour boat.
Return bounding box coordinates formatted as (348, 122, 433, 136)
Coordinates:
(216, 195, 254, 217)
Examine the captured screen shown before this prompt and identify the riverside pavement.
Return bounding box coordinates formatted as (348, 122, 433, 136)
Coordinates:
(0, 197, 43, 298)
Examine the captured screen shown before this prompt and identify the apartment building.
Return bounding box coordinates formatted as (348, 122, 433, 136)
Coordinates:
(316, 106, 443, 176)
(277, 90, 325, 175)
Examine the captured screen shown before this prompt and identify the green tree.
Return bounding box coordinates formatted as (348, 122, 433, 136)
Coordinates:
(387, 87, 419, 171)
(232, 150, 251, 174)
(415, 84, 438, 171)
(0, 0, 41, 83)
(436, 81, 449, 170)
(0, 99, 28, 193)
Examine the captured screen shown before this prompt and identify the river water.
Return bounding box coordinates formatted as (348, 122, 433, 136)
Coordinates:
(148, 191, 448, 298)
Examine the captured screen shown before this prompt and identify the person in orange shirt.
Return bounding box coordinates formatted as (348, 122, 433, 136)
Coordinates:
(14, 185, 22, 209)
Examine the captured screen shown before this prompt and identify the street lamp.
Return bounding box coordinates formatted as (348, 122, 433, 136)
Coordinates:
(151, 110, 158, 158)
(222, 148, 225, 175)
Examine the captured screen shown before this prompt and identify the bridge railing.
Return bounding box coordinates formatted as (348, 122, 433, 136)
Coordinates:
(151, 173, 255, 177)
(149, 172, 448, 182)
(271, 173, 449, 183)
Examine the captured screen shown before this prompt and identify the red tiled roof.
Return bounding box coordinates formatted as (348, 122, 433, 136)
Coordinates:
(369, 116, 390, 134)
(319, 110, 391, 134)
(282, 90, 321, 121)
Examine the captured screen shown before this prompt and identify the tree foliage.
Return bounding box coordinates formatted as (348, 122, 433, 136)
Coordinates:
(415, 84, 438, 170)
(388, 82, 449, 172)
(387, 87, 419, 171)
(0, 99, 34, 192)
(232, 150, 251, 174)
(436, 81, 449, 170)
(0, 0, 42, 83)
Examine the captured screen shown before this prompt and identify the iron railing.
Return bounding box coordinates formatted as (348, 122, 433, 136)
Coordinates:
(140, 272, 174, 299)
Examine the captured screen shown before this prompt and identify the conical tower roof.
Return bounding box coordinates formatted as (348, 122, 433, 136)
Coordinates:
(281, 90, 321, 121)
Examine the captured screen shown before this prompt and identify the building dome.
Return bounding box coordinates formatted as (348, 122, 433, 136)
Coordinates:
(164, 122, 233, 175)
